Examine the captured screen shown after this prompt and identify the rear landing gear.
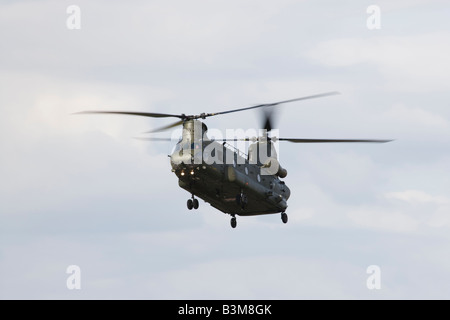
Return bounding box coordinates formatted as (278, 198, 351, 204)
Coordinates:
(187, 196, 199, 210)
(281, 212, 288, 224)
(230, 215, 237, 229)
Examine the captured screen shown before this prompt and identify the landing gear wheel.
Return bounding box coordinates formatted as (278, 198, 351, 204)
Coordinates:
(230, 217, 237, 228)
(281, 212, 288, 224)
(187, 199, 193, 210)
(193, 199, 199, 209)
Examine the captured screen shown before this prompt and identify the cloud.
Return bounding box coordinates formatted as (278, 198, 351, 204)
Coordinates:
(385, 190, 450, 229)
(346, 190, 450, 233)
(347, 207, 420, 233)
(306, 33, 450, 92)
(381, 104, 450, 134)
(386, 190, 449, 204)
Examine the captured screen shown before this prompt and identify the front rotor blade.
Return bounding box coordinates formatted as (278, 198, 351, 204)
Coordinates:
(74, 111, 184, 119)
(144, 119, 184, 133)
(277, 138, 393, 143)
(204, 91, 340, 118)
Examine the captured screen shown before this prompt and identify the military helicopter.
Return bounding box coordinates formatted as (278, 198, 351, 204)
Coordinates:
(76, 92, 391, 228)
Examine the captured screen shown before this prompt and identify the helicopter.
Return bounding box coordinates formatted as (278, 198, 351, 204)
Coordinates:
(76, 92, 392, 228)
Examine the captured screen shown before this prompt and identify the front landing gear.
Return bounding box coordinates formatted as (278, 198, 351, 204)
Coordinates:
(187, 196, 199, 210)
(281, 212, 288, 224)
(230, 215, 237, 228)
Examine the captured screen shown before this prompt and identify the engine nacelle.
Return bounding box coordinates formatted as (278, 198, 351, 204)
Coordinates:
(261, 157, 287, 178)
(277, 165, 288, 179)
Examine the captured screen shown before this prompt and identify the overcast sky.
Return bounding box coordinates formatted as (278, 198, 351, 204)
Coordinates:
(1, 0, 450, 299)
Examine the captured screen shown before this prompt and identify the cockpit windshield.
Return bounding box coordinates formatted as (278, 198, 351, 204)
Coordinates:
(174, 141, 202, 152)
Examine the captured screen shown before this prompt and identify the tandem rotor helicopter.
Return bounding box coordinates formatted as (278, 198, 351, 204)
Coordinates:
(76, 92, 392, 228)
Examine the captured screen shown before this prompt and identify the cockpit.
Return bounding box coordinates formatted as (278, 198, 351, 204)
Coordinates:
(174, 140, 202, 153)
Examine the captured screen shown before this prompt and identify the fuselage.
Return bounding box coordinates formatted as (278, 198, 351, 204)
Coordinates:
(169, 120, 290, 216)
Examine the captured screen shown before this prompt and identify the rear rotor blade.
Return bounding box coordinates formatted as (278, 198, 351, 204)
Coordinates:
(262, 108, 274, 133)
(218, 137, 393, 143)
(277, 138, 393, 143)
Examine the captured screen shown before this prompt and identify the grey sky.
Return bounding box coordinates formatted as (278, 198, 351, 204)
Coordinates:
(1, 0, 450, 299)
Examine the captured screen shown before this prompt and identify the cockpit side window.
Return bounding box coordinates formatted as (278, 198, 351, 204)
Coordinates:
(175, 141, 202, 155)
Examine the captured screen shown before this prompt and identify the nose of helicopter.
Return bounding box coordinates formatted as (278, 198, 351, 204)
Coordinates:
(170, 148, 201, 167)
(171, 161, 202, 179)
(170, 146, 203, 179)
